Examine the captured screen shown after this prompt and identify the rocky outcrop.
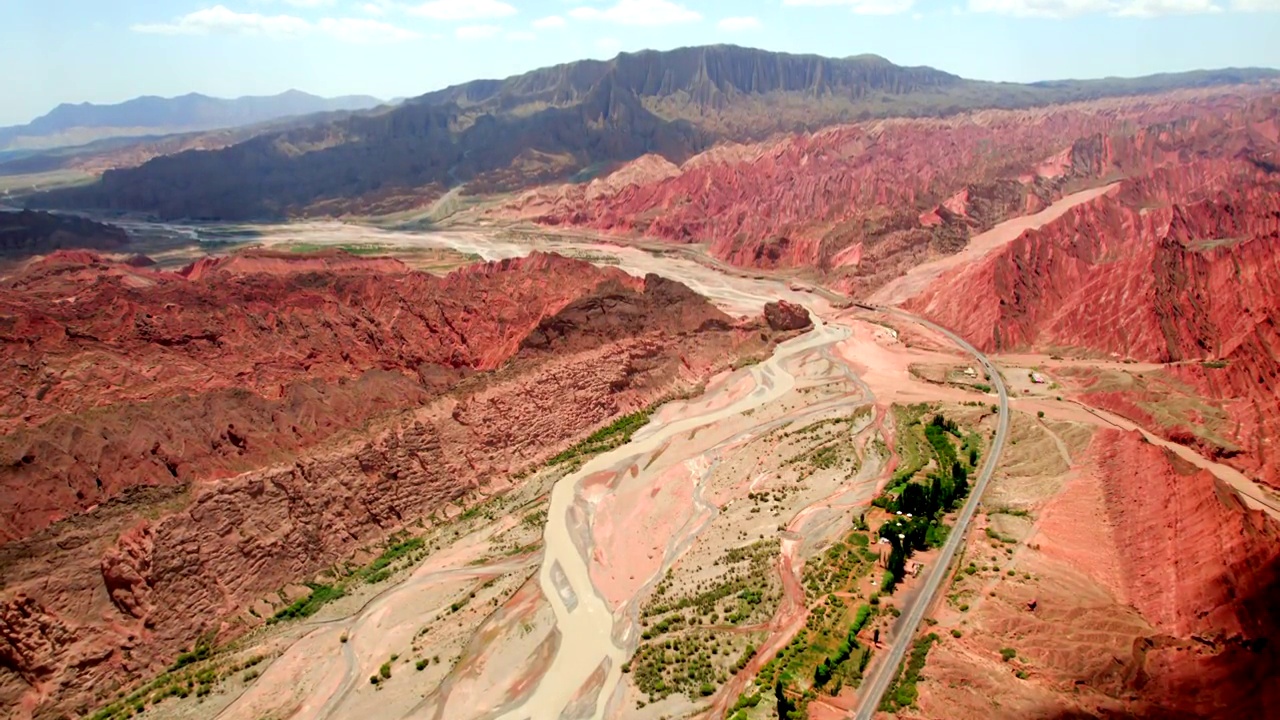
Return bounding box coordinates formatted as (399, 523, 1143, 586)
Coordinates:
(0, 210, 128, 258)
(0, 248, 774, 719)
(763, 300, 812, 332)
(0, 250, 662, 541)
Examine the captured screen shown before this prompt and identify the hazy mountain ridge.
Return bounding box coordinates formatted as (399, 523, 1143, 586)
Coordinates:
(0, 90, 384, 151)
(28, 45, 1280, 220)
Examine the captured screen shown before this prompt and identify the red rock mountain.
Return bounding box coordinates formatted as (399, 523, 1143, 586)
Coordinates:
(904, 100, 1280, 486)
(0, 250, 654, 541)
(29, 47, 1277, 220)
(503, 88, 1274, 296)
(0, 249, 773, 718)
(1084, 431, 1280, 718)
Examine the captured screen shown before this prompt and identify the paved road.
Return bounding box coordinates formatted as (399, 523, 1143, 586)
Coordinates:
(849, 304, 1012, 720)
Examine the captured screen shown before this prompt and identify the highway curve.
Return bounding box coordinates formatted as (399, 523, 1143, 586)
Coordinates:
(849, 304, 1012, 720)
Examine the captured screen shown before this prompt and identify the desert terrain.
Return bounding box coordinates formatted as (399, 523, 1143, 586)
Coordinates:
(4, 203, 1274, 720)
(3, 49, 1280, 720)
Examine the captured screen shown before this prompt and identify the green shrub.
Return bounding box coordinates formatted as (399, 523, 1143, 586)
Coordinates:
(379, 662, 392, 679)
(361, 537, 425, 581)
(1000, 647, 1017, 662)
(880, 633, 938, 712)
(548, 408, 654, 465)
(169, 636, 214, 670)
(269, 584, 343, 624)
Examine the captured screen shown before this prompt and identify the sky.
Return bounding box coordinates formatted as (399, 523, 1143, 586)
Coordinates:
(2, 0, 1278, 125)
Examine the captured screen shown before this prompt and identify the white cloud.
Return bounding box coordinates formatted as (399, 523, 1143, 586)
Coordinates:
(360, 2, 387, 15)
(783, 0, 915, 13)
(455, 23, 502, 38)
(1114, 0, 1220, 14)
(965, 0, 1106, 15)
(570, 0, 701, 25)
(132, 5, 311, 35)
(506, 29, 537, 40)
(132, 5, 418, 41)
(717, 15, 762, 30)
(407, 0, 517, 20)
(1228, 0, 1276, 9)
(533, 15, 567, 28)
(852, 0, 915, 12)
(317, 16, 421, 41)
(912, 9, 925, 16)
(249, 0, 337, 6)
(967, 0, 1221, 14)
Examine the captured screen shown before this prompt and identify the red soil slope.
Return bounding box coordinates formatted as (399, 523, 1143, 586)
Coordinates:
(919, 429, 1280, 719)
(501, 88, 1268, 296)
(0, 250, 770, 719)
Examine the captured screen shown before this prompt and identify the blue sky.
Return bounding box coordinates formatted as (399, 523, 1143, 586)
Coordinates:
(3, 0, 1278, 125)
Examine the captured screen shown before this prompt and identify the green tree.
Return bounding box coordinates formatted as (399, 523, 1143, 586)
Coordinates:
(775, 678, 797, 720)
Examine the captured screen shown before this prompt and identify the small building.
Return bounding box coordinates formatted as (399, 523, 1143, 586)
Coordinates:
(1030, 372, 1048, 384)
(963, 367, 978, 378)
(905, 560, 925, 578)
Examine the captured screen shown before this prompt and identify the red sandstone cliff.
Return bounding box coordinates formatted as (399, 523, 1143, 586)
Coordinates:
(498, 89, 1266, 296)
(903, 103, 1280, 484)
(0, 250, 648, 541)
(0, 249, 771, 718)
(1089, 431, 1280, 718)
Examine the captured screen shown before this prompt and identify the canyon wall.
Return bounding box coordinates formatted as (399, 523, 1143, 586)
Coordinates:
(504, 90, 1268, 296)
(904, 100, 1280, 484)
(0, 250, 772, 719)
(921, 428, 1280, 719)
(1092, 430, 1278, 718)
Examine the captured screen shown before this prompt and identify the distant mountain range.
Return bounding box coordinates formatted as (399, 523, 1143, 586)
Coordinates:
(30, 45, 1280, 220)
(0, 90, 384, 151)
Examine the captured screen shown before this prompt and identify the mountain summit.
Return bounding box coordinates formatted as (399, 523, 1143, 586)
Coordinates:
(30, 45, 1280, 220)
